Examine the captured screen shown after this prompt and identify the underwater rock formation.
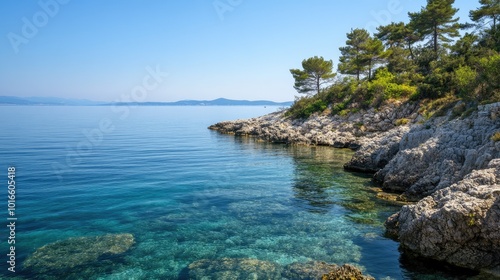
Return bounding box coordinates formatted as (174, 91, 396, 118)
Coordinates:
(186, 258, 282, 280)
(23, 233, 135, 274)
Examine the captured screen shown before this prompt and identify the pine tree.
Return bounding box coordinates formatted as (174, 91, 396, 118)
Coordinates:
(376, 22, 420, 74)
(364, 37, 387, 80)
(338, 29, 370, 81)
(409, 0, 461, 54)
(376, 22, 419, 59)
(290, 56, 336, 96)
(470, 0, 500, 29)
(338, 29, 387, 81)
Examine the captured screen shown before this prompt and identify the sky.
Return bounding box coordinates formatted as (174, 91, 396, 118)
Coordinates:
(0, 0, 480, 102)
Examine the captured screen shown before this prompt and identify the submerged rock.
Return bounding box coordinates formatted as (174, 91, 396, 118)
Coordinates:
(388, 159, 500, 270)
(282, 261, 339, 280)
(185, 258, 282, 280)
(321, 264, 375, 280)
(184, 259, 374, 280)
(23, 233, 135, 274)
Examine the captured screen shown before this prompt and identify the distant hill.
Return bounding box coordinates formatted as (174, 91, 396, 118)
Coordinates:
(0, 96, 104, 105)
(0, 96, 293, 106)
(109, 98, 293, 106)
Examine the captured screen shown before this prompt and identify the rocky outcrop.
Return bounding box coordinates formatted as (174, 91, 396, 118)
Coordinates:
(185, 258, 373, 280)
(375, 102, 500, 200)
(344, 125, 410, 173)
(282, 261, 342, 280)
(209, 101, 419, 148)
(321, 264, 375, 280)
(23, 233, 135, 274)
(386, 159, 500, 270)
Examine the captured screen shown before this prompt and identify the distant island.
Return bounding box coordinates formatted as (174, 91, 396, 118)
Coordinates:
(0, 96, 293, 107)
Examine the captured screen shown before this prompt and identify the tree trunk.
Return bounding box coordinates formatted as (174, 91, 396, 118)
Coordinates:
(433, 25, 438, 54)
(408, 41, 415, 60)
(368, 60, 372, 80)
(317, 77, 320, 95)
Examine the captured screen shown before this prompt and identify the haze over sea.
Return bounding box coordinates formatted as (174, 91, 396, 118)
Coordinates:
(0, 106, 466, 279)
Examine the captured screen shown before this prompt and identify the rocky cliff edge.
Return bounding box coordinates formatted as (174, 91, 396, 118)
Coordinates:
(209, 101, 500, 271)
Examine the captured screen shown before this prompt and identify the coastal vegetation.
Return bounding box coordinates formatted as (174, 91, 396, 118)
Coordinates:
(288, 0, 500, 119)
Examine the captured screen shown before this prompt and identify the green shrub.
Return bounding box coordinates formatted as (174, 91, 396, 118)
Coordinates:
(395, 118, 410, 126)
(478, 54, 500, 101)
(368, 68, 417, 100)
(331, 100, 348, 115)
(338, 109, 350, 117)
(491, 131, 500, 142)
(452, 65, 478, 99)
(417, 62, 453, 99)
(286, 96, 327, 119)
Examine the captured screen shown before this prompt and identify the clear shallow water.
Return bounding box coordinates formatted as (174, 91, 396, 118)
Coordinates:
(0, 106, 470, 279)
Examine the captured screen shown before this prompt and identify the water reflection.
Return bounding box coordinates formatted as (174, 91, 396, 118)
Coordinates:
(289, 146, 348, 214)
(220, 135, 399, 224)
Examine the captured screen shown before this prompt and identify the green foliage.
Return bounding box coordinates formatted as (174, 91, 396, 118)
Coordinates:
(416, 59, 455, 99)
(470, 0, 500, 30)
(452, 65, 478, 99)
(290, 56, 336, 96)
(409, 0, 461, 54)
(376, 21, 419, 63)
(368, 68, 417, 99)
(468, 213, 476, 226)
(376, 22, 417, 49)
(481, 26, 500, 52)
(338, 29, 371, 81)
(384, 46, 417, 74)
(365, 37, 387, 80)
(395, 118, 410, 126)
(286, 96, 328, 119)
(338, 29, 387, 81)
(419, 95, 459, 118)
(286, 1, 500, 120)
(450, 33, 481, 65)
(478, 54, 500, 100)
(338, 109, 350, 117)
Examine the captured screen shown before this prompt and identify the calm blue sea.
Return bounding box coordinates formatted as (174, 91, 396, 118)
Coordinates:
(0, 106, 468, 279)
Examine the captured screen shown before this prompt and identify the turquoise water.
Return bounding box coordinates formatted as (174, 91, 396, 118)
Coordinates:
(0, 106, 468, 279)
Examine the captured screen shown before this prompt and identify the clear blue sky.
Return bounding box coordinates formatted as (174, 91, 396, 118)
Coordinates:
(0, 0, 479, 102)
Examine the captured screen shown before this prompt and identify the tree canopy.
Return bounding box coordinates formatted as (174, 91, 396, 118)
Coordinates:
(286, 0, 500, 119)
(409, 0, 461, 54)
(338, 29, 386, 81)
(470, 0, 500, 29)
(290, 56, 336, 95)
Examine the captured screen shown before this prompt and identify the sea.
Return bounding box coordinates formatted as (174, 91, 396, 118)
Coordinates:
(0, 106, 474, 279)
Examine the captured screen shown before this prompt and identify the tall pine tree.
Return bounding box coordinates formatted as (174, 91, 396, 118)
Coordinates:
(409, 0, 461, 54)
(338, 29, 385, 81)
(338, 29, 370, 81)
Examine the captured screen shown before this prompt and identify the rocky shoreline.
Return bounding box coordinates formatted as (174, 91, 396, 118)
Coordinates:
(209, 101, 500, 274)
